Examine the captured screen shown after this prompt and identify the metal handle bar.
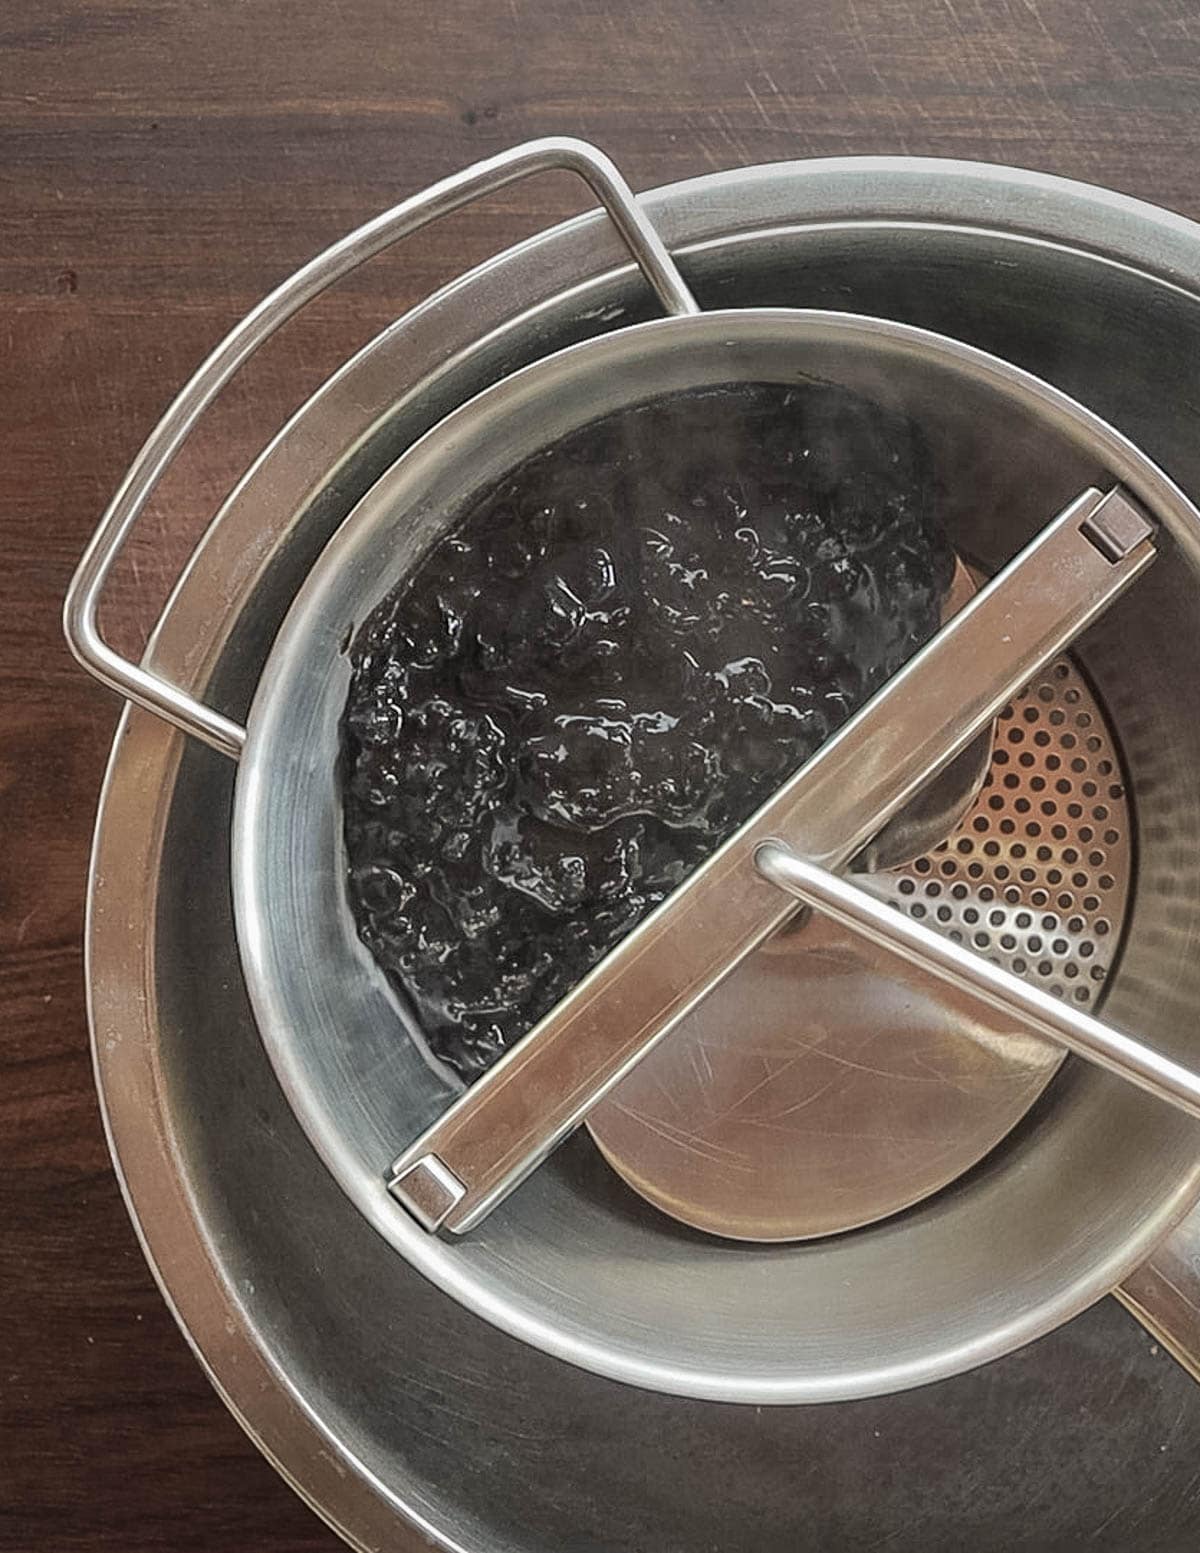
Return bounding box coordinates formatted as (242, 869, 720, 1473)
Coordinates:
(758, 846, 1200, 1123)
(62, 138, 698, 758)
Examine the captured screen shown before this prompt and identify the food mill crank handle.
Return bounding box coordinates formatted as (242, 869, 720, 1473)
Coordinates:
(388, 487, 1156, 1235)
(756, 850, 1200, 1123)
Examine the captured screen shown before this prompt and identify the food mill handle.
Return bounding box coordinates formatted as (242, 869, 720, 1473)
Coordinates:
(61, 139, 698, 758)
(756, 847, 1200, 1123)
(388, 487, 1156, 1235)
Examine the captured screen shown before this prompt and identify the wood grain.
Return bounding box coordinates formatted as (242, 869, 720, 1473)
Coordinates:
(5, 0, 1200, 1547)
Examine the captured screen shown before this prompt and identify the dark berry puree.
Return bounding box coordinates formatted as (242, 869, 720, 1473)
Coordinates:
(341, 383, 954, 1080)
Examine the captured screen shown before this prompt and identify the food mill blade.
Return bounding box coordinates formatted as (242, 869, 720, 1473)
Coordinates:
(387, 487, 1156, 1235)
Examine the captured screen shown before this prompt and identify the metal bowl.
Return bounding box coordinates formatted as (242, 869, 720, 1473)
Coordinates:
(236, 305, 1200, 1404)
(88, 157, 1200, 1546)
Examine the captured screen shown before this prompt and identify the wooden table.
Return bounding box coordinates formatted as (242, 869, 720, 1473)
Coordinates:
(6, 1, 1200, 1546)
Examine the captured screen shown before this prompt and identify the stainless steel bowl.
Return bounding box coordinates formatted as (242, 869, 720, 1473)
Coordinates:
(81, 155, 1200, 1546)
(235, 306, 1200, 1404)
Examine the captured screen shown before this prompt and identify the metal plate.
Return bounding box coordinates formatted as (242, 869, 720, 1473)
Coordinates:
(87, 161, 1200, 1548)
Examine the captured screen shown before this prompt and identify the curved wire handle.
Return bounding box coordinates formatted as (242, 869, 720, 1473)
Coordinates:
(62, 137, 699, 759)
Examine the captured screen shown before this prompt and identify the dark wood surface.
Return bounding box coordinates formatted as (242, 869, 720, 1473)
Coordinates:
(7, 1, 1200, 1547)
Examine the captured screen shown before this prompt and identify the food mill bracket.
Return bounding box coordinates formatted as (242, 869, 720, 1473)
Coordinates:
(388, 486, 1157, 1234)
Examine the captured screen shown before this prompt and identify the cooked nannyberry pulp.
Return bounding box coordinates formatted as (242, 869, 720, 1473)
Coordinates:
(342, 383, 955, 1080)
